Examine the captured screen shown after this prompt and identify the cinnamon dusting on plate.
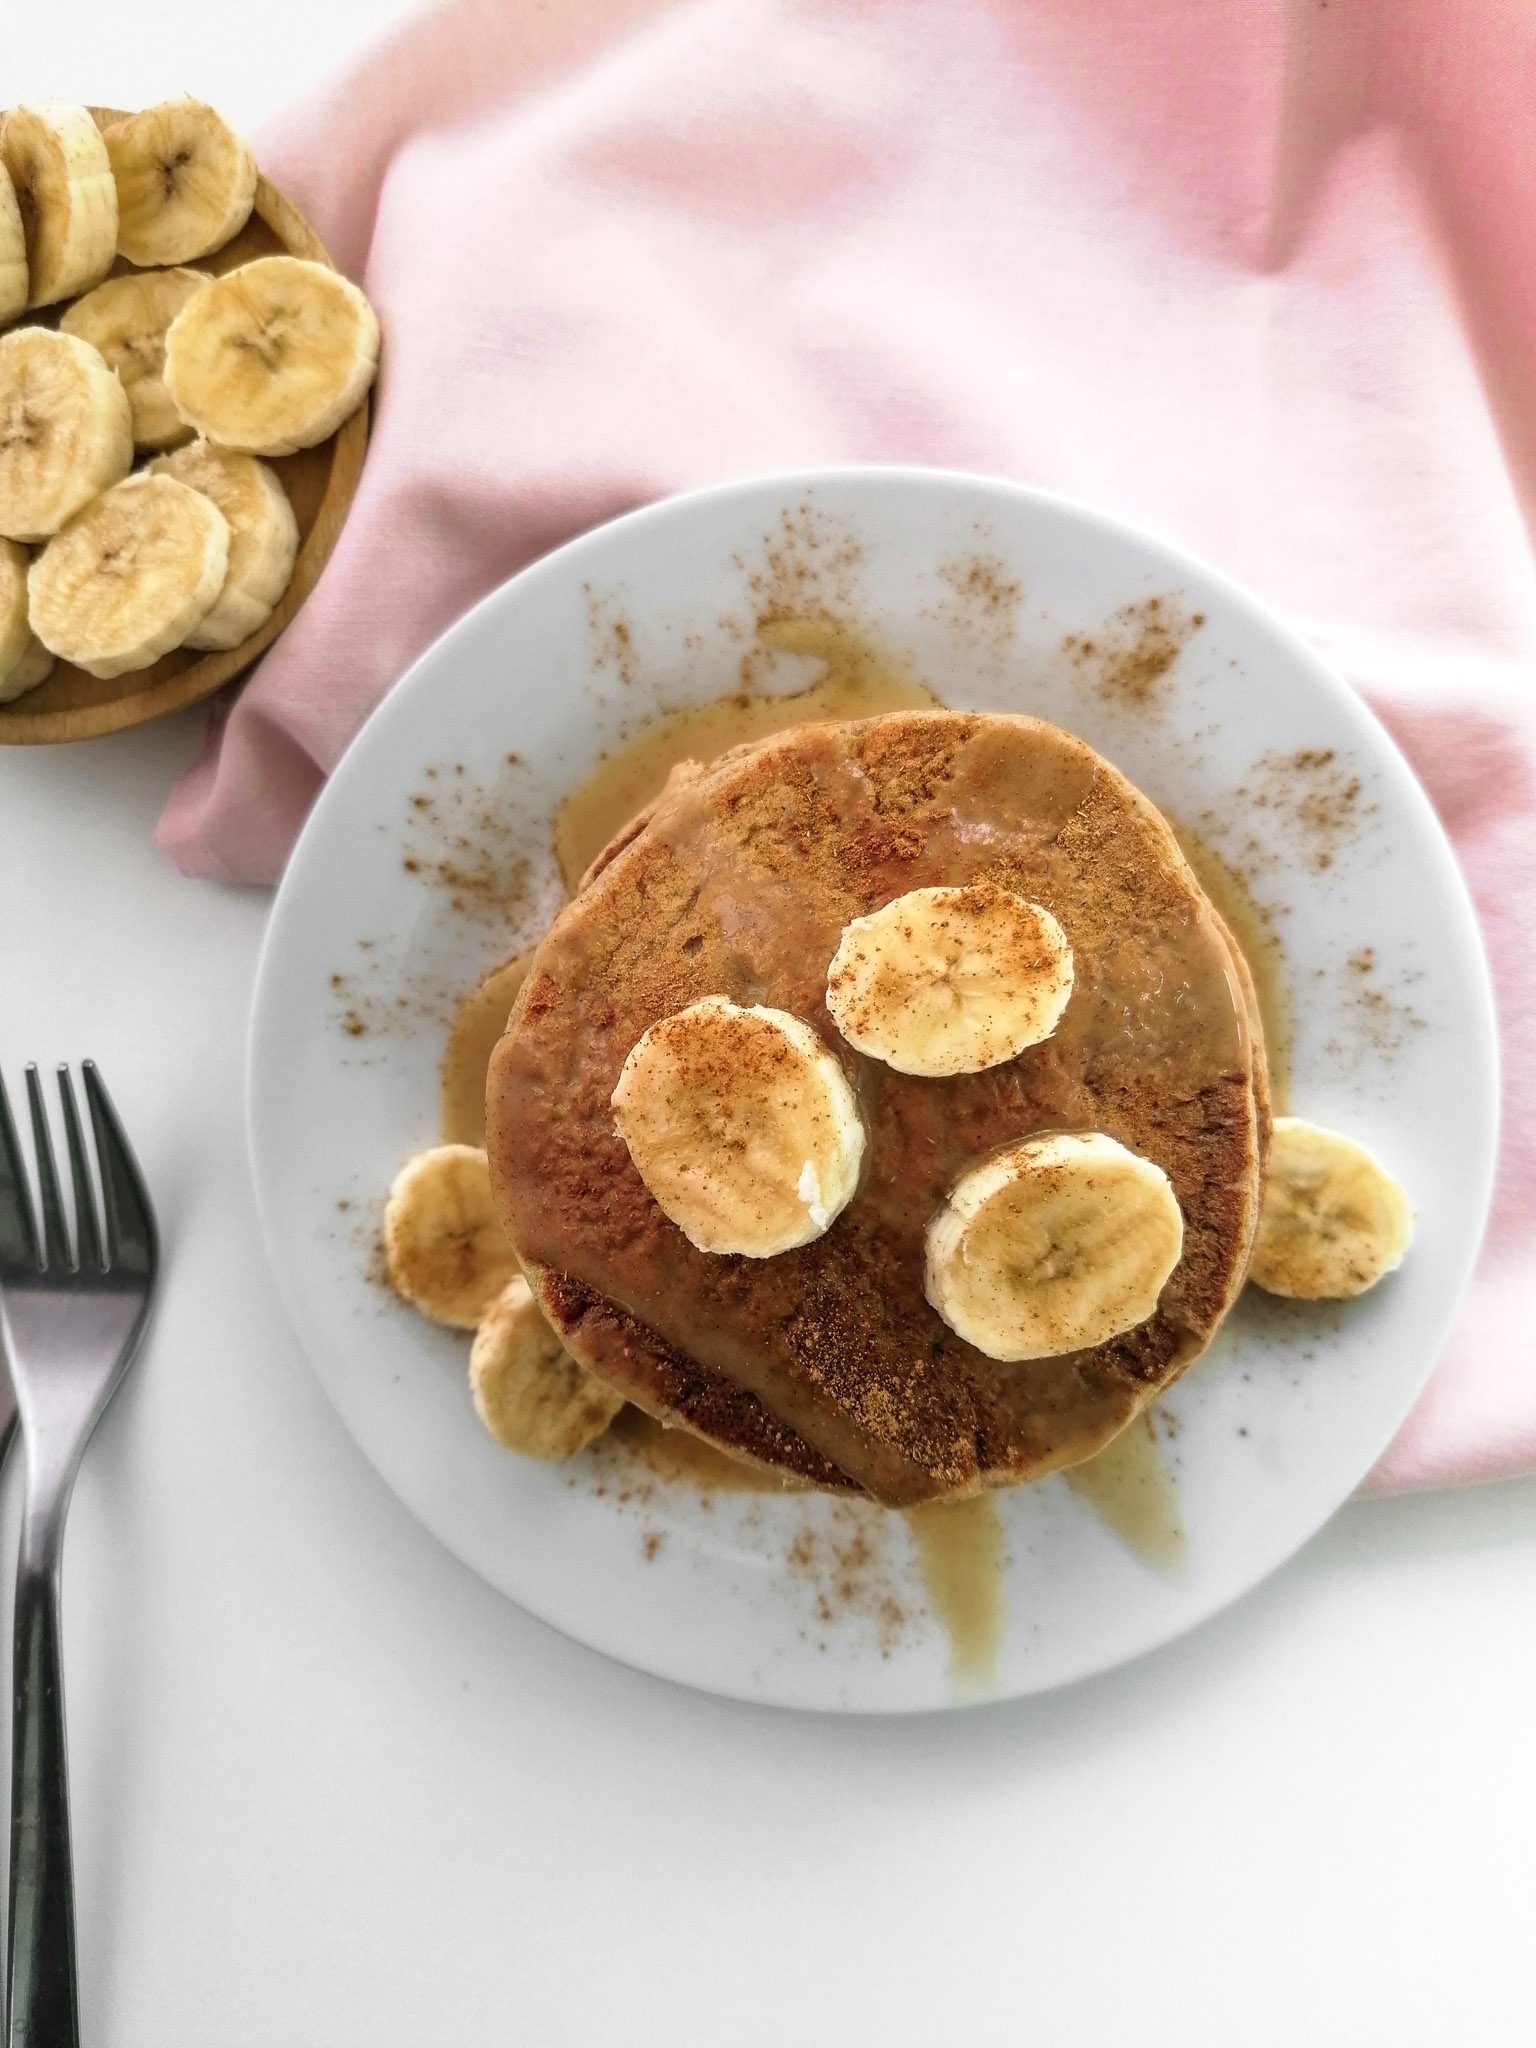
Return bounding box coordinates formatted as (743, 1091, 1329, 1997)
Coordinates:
(1064, 595, 1203, 709)
(400, 758, 534, 922)
(740, 502, 866, 626)
(1235, 747, 1377, 872)
(934, 549, 1024, 660)
(584, 582, 639, 686)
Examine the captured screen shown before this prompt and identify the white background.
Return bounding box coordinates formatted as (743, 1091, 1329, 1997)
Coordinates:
(3, 5, 1536, 2042)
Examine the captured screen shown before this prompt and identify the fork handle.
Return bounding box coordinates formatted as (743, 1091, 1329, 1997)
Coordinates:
(7, 1516, 78, 2048)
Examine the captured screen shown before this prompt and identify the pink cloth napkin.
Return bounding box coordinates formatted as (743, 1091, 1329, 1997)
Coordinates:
(159, 0, 1536, 1493)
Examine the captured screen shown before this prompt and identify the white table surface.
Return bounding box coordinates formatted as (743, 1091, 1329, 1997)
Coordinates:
(5, 7, 1536, 2043)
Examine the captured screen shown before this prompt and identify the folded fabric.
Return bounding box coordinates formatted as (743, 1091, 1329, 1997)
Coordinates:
(157, 0, 1536, 1492)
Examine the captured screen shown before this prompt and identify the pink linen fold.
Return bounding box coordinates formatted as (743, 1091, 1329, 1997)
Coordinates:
(159, 0, 1536, 1491)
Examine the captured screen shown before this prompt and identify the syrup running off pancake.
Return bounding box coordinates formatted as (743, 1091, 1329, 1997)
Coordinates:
(488, 711, 1269, 1508)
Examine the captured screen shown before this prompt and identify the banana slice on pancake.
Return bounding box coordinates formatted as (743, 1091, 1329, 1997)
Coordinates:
(60, 268, 208, 448)
(470, 1276, 624, 1457)
(383, 1143, 519, 1328)
(0, 327, 133, 542)
(28, 473, 228, 678)
(0, 103, 117, 308)
(163, 255, 380, 456)
(0, 538, 52, 702)
(611, 996, 865, 1257)
(925, 1131, 1184, 1360)
(104, 99, 256, 266)
(1250, 1117, 1413, 1299)
(826, 883, 1073, 1076)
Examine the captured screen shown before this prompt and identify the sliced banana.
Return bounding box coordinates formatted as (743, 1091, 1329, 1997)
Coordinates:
(470, 1276, 625, 1458)
(103, 98, 257, 267)
(383, 1143, 519, 1329)
(0, 538, 52, 703)
(611, 996, 865, 1258)
(0, 102, 117, 308)
(28, 472, 228, 679)
(1250, 1117, 1414, 1299)
(60, 268, 208, 449)
(0, 162, 27, 324)
(147, 440, 297, 649)
(0, 327, 133, 542)
(925, 1131, 1184, 1361)
(163, 255, 380, 456)
(826, 883, 1073, 1077)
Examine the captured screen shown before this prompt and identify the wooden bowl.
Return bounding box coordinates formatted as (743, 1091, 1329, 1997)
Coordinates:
(0, 108, 371, 745)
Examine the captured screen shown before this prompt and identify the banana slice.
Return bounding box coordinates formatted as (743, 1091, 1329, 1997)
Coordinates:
(0, 539, 52, 703)
(103, 98, 257, 267)
(383, 1143, 519, 1329)
(611, 996, 865, 1257)
(470, 1276, 625, 1458)
(826, 883, 1074, 1077)
(924, 1131, 1184, 1360)
(1250, 1117, 1414, 1299)
(0, 327, 133, 542)
(163, 255, 380, 456)
(60, 268, 208, 449)
(0, 102, 117, 308)
(28, 472, 228, 679)
(147, 441, 297, 649)
(0, 163, 27, 324)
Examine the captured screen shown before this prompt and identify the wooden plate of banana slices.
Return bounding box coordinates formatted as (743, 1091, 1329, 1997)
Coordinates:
(0, 98, 377, 743)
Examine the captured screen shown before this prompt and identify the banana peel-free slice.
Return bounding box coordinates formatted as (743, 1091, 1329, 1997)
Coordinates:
(0, 102, 117, 309)
(610, 996, 865, 1258)
(61, 268, 208, 449)
(0, 538, 52, 703)
(827, 882, 1074, 1076)
(0, 326, 133, 542)
(382, 1143, 518, 1329)
(0, 162, 28, 324)
(28, 472, 229, 679)
(925, 1130, 1184, 1360)
(147, 440, 297, 649)
(470, 1276, 624, 1458)
(104, 98, 256, 267)
(1249, 1117, 1414, 1299)
(163, 255, 380, 457)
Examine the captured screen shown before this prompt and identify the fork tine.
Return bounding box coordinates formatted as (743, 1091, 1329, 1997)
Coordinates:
(0, 1066, 40, 1272)
(58, 1065, 103, 1274)
(82, 1062, 156, 1278)
(25, 1064, 71, 1272)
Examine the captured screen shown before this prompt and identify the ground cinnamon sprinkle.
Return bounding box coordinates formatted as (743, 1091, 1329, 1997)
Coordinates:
(1324, 943, 1426, 1062)
(783, 1505, 907, 1654)
(934, 551, 1024, 660)
(329, 754, 550, 1051)
(939, 553, 1022, 616)
(1230, 746, 1377, 872)
(397, 757, 537, 926)
(1063, 595, 1203, 709)
(585, 582, 639, 685)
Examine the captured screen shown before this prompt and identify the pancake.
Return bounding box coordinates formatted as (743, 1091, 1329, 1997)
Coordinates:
(488, 711, 1269, 1506)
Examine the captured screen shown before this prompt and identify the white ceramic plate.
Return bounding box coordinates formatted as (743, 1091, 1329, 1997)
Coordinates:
(248, 468, 1498, 1712)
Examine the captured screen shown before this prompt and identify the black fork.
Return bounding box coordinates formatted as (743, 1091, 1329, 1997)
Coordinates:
(0, 1063, 158, 2048)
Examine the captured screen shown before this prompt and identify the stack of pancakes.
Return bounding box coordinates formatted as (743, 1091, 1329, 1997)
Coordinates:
(487, 711, 1270, 1507)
